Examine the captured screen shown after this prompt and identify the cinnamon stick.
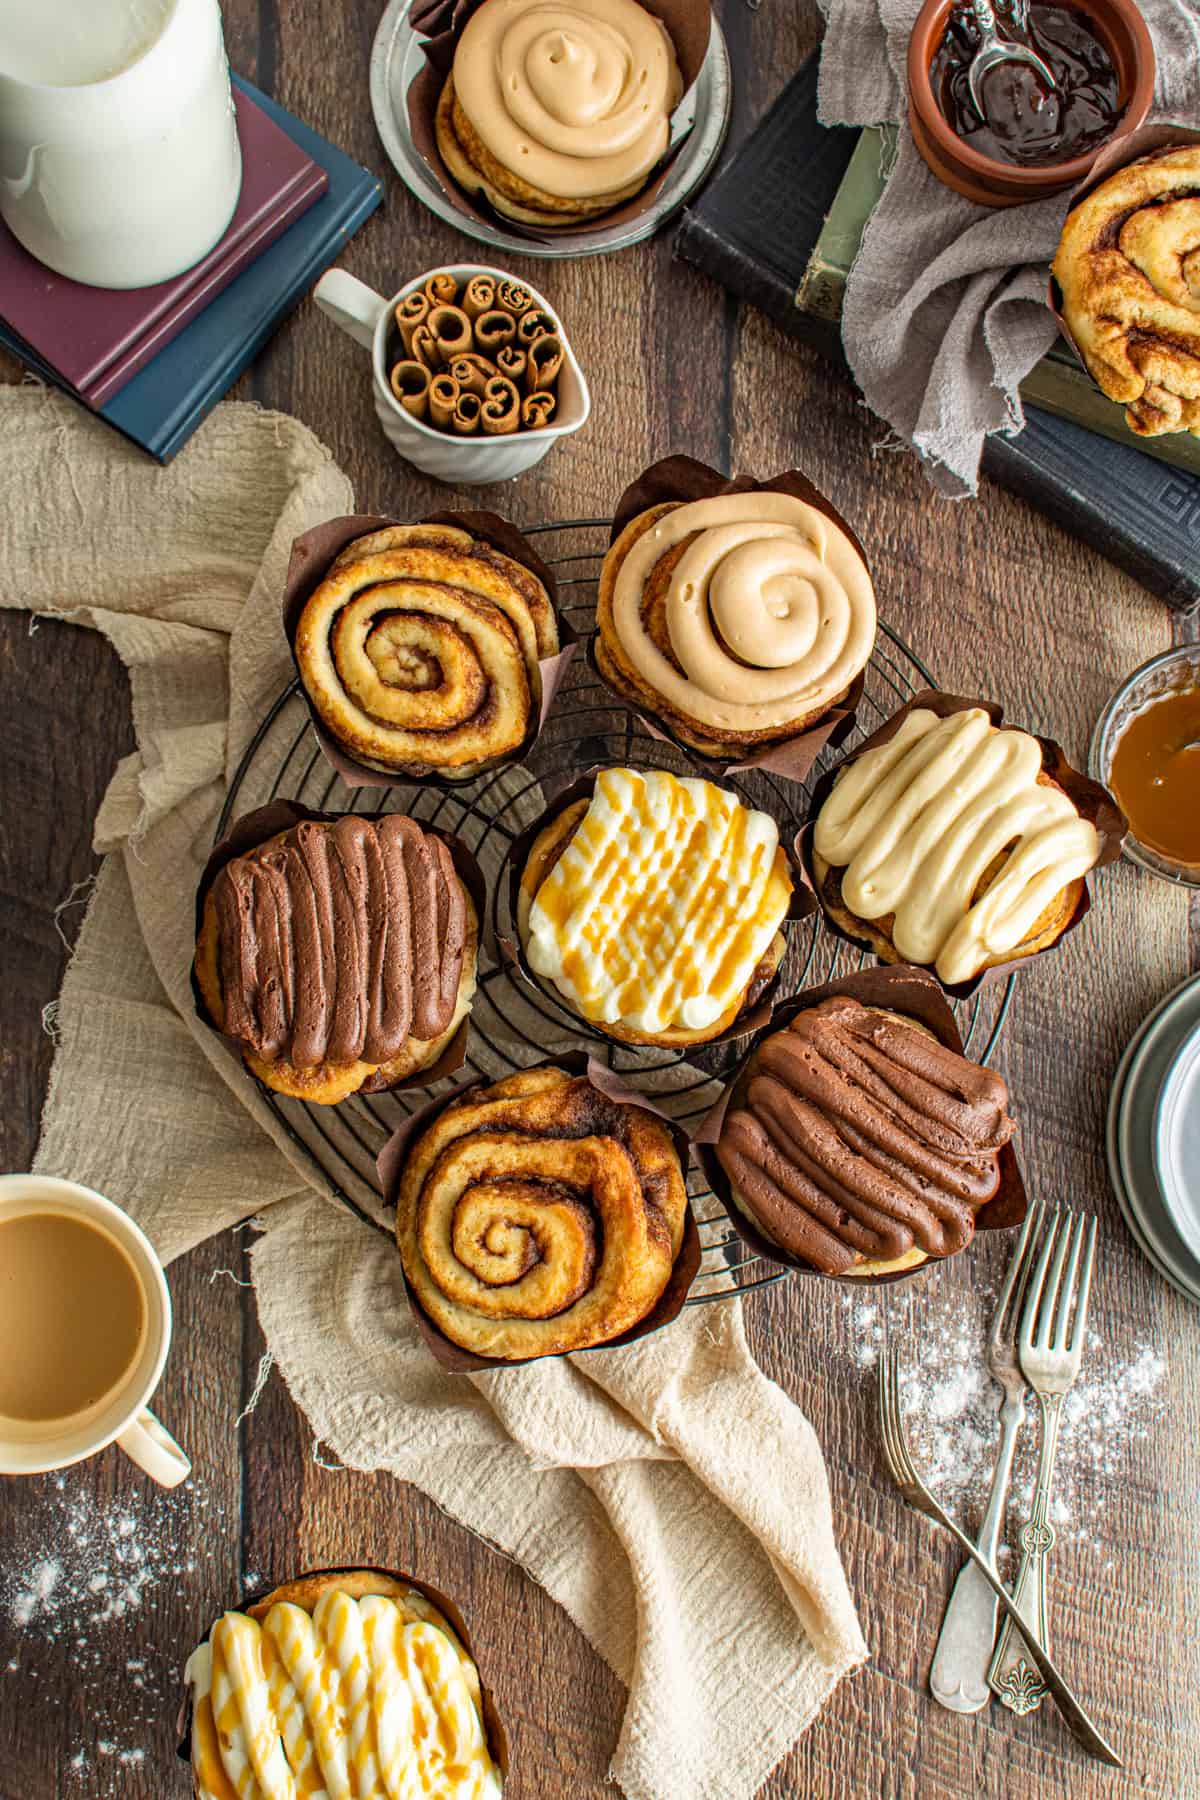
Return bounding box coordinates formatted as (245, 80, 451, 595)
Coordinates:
(429, 372, 460, 431)
(496, 346, 527, 387)
(424, 270, 459, 307)
(453, 391, 482, 435)
(473, 310, 517, 356)
(448, 352, 497, 396)
(495, 281, 532, 318)
(390, 360, 432, 419)
(525, 333, 563, 393)
(428, 304, 473, 363)
(461, 274, 496, 320)
(394, 291, 430, 356)
(480, 375, 520, 436)
(410, 322, 441, 370)
(516, 308, 557, 348)
(521, 390, 557, 429)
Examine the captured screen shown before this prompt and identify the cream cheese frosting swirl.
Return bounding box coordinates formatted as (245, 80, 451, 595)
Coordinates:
(608, 492, 876, 735)
(813, 707, 1101, 984)
(451, 0, 682, 201)
(187, 1589, 502, 1800)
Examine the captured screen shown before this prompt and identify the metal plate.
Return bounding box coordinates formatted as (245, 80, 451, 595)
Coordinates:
(219, 520, 1015, 1302)
(369, 0, 733, 259)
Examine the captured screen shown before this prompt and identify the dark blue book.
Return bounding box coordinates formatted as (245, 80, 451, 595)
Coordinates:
(0, 75, 382, 462)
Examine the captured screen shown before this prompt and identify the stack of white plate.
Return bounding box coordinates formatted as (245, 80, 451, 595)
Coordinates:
(1106, 972, 1200, 1305)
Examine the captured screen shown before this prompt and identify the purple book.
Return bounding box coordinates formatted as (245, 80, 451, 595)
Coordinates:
(0, 87, 328, 408)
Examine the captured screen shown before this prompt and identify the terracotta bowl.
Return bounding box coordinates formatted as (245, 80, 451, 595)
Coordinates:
(907, 0, 1155, 206)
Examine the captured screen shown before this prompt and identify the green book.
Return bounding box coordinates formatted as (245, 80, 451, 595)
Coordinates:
(798, 128, 1200, 477)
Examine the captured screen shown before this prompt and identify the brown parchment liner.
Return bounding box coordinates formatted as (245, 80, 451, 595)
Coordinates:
(177, 1564, 508, 1781)
(282, 511, 577, 791)
(593, 454, 870, 781)
(693, 963, 1028, 1287)
(376, 1051, 701, 1371)
(795, 688, 1127, 1001)
(191, 799, 487, 1095)
(405, 0, 713, 244)
(496, 765, 818, 1050)
(1046, 125, 1200, 399)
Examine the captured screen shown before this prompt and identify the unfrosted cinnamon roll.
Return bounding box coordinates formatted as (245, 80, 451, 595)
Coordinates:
(435, 0, 683, 227)
(1053, 145, 1200, 438)
(185, 1570, 503, 1799)
(395, 1067, 688, 1359)
(293, 523, 559, 779)
(194, 812, 478, 1104)
(596, 492, 876, 759)
(716, 997, 1015, 1277)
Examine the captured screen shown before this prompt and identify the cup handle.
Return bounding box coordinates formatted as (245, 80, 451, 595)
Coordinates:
(313, 269, 388, 352)
(117, 1407, 191, 1489)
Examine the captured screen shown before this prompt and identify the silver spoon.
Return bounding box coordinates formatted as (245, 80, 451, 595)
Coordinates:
(966, 0, 1056, 122)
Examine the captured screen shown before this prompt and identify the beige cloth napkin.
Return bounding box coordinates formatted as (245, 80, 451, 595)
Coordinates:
(1, 387, 866, 1800)
(816, 0, 1200, 496)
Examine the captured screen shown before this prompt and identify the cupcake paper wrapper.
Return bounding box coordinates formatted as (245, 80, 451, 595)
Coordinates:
(377, 1051, 701, 1371)
(405, 0, 713, 244)
(496, 764, 819, 1052)
(178, 1564, 509, 1779)
(594, 453, 870, 781)
(192, 799, 487, 1093)
(693, 962, 1029, 1286)
(795, 688, 1128, 1001)
(281, 510, 576, 791)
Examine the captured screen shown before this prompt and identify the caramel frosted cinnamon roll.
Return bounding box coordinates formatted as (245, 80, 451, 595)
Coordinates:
(1054, 145, 1200, 438)
(435, 0, 683, 227)
(597, 492, 877, 759)
(186, 1572, 503, 1799)
(396, 1068, 688, 1358)
(293, 523, 559, 778)
(193, 813, 478, 1104)
(717, 998, 1014, 1276)
(517, 767, 793, 1047)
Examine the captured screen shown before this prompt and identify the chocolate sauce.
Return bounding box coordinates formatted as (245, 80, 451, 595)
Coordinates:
(931, 3, 1121, 168)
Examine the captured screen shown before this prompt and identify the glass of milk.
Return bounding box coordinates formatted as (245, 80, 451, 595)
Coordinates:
(0, 0, 242, 289)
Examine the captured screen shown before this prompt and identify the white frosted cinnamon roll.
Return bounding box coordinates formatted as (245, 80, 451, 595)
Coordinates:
(596, 492, 876, 759)
(435, 0, 683, 226)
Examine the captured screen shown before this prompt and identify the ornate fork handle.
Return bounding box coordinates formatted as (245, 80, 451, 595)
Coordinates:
(989, 1390, 1064, 1711)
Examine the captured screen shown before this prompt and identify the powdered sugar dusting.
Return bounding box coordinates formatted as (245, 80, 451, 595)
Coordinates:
(844, 1274, 1169, 1567)
(1, 1470, 231, 1792)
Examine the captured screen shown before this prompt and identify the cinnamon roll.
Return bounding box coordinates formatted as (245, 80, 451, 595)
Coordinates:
(596, 492, 876, 759)
(395, 1067, 688, 1359)
(194, 812, 477, 1104)
(716, 997, 1015, 1276)
(293, 523, 559, 779)
(1053, 145, 1200, 438)
(185, 1570, 503, 1799)
(810, 706, 1101, 986)
(435, 0, 683, 227)
(516, 767, 793, 1047)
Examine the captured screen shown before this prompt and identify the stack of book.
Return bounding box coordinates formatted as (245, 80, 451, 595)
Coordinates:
(0, 76, 382, 462)
(676, 59, 1200, 611)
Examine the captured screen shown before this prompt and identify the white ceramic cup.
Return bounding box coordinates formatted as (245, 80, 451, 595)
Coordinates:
(313, 264, 591, 485)
(0, 0, 242, 289)
(0, 1174, 191, 1488)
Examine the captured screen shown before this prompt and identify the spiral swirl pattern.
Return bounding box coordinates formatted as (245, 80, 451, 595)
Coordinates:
(395, 1067, 688, 1359)
(597, 491, 876, 756)
(1054, 145, 1200, 438)
(293, 523, 558, 778)
(445, 0, 682, 216)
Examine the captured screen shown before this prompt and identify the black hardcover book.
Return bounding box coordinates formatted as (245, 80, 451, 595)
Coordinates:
(675, 59, 1200, 612)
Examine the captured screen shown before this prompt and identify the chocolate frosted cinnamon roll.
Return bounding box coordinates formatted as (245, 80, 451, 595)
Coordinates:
(1054, 145, 1200, 438)
(717, 998, 1015, 1276)
(597, 492, 877, 759)
(293, 523, 559, 779)
(435, 0, 683, 227)
(194, 813, 478, 1104)
(396, 1068, 688, 1359)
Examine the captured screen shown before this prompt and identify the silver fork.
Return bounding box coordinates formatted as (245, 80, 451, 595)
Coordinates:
(989, 1206, 1097, 1714)
(930, 1199, 1045, 1713)
(878, 1339, 1121, 1767)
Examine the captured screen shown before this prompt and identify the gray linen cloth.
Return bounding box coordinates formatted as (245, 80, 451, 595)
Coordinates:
(816, 0, 1200, 495)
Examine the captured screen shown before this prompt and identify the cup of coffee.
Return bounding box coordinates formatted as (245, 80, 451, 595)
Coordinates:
(0, 1174, 190, 1488)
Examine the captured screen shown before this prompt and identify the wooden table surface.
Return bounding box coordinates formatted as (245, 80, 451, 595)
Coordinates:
(2, 3, 1198, 1796)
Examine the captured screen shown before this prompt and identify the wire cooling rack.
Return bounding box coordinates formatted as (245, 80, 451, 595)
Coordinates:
(217, 519, 1014, 1303)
